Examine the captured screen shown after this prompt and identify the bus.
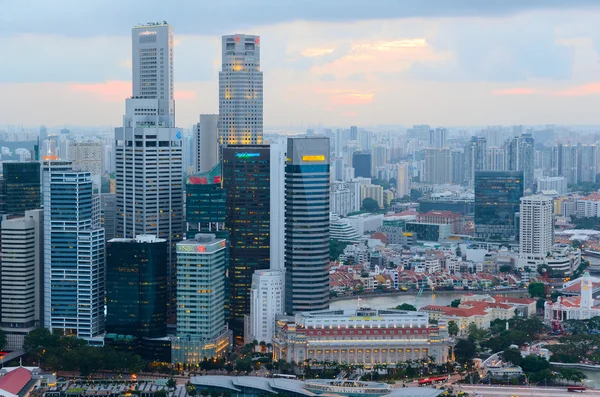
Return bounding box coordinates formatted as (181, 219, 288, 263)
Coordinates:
(418, 376, 447, 386)
(567, 386, 586, 393)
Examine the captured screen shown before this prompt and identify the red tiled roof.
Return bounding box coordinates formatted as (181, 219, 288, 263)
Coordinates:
(493, 295, 536, 305)
(420, 305, 487, 317)
(0, 367, 32, 395)
(562, 280, 600, 293)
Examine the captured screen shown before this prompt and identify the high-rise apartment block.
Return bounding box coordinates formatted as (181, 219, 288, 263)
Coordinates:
(219, 34, 263, 145)
(519, 195, 554, 267)
(537, 176, 567, 195)
(429, 127, 447, 148)
(424, 148, 452, 184)
(474, 171, 523, 241)
(465, 137, 486, 186)
(506, 133, 534, 191)
(115, 24, 183, 318)
(106, 235, 168, 338)
(173, 234, 230, 364)
(396, 162, 411, 198)
(285, 137, 330, 314)
(194, 114, 219, 173)
(43, 162, 105, 341)
(0, 209, 43, 350)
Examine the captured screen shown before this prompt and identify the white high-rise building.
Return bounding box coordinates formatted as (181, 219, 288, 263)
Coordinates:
(194, 114, 219, 173)
(331, 181, 360, 217)
(219, 34, 263, 145)
(0, 209, 43, 350)
(115, 24, 183, 315)
(71, 141, 103, 190)
(537, 176, 567, 195)
(248, 270, 284, 345)
(519, 195, 554, 268)
(43, 162, 105, 341)
(424, 148, 452, 184)
(396, 162, 410, 197)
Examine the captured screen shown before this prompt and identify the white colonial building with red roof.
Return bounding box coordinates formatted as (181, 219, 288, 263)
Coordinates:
(545, 272, 600, 322)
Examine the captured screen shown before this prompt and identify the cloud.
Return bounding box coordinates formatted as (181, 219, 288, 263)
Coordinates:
(69, 80, 197, 102)
(3, 0, 600, 37)
(301, 48, 335, 57)
(492, 82, 600, 97)
(322, 89, 375, 105)
(493, 87, 539, 96)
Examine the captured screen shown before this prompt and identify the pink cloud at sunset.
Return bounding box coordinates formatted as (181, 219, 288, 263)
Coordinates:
(69, 80, 196, 102)
(493, 83, 600, 97)
(493, 87, 538, 96)
(323, 89, 375, 105)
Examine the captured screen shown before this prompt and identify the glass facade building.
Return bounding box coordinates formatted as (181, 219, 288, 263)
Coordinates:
(474, 170, 524, 241)
(106, 235, 168, 338)
(285, 137, 330, 314)
(352, 151, 372, 178)
(43, 162, 105, 340)
(186, 164, 226, 233)
(222, 146, 271, 330)
(2, 162, 41, 216)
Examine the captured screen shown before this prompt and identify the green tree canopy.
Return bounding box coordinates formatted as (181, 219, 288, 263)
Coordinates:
(450, 299, 461, 308)
(454, 339, 476, 366)
(528, 282, 546, 299)
(501, 347, 523, 367)
(448, 321, 460, 337)
(362, 198, 380, 212)
(394, 303, 417, 311)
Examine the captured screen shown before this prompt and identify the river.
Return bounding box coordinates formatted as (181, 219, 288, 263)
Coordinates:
(330, 290, 529, 311)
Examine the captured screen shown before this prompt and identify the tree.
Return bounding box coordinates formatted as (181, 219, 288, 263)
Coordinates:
(450, 299, 461, 308)
(394, 303, 417, 311)
(501, 348, 523, 367)
(362, 198, 380, 212)
(499, 265, 512, 273)
(467, 323, 489, 343)
(448, 321, 460, 337)
(528, 282, 546, 299)
(330, 239, 351, 261)
(520, 355, 549, 373)
(410, 189, 423, 201)
(454, 339, 476, 366)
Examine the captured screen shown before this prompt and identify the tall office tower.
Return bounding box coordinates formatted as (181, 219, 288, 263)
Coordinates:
(506, 133, 535, 191)
(43, 163, 105, 340)
(578, 144, 597, 183)
(371, 145, 389, 176)
(474, 171, 523, 241)
(248, 269, 284, 344)
(194, 114, 219, 173)
(464, 136, 486, 186)
(39, 125, 48, 143)
(352, 151, 372, 178)
(486, 146, 506, 171)
(106, 235, 168, 338)
(219, 34, 263, 145)
(334, 129, 346, 157)
(222, 145, 285, 331)
(100, 193, 116, 241)
(186, 164, 226, 233)
(116, 23, 183, 319)
(450, 149, 465, 185)
(0, 209, 42, 350)
(2, 162, 41, 216)
(173, 234, 230, 364)
(0, 178, 5, 214)
(396, 162, 411, 197)
(349, 125, 358, 141)
(424, 148, 452, 184)
(285, 137, 330, 314)
(560, 144, 578, 185)
(429, 127, 447, 148)
(70, 142, 103, 190)
(519, 195, 554, 268)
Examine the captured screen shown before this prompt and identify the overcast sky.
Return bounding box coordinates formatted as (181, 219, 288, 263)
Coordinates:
(2, 0, 600, 129)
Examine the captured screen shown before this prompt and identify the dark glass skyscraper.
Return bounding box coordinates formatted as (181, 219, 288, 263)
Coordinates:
(186, 164, 226, 233)
(106, 235, 168, 338)
(222, 145, 271, 330)
(285, 137, 330, 314)
(352, 151, 372, 178)
(2, 162, 41, 216)
(474, 170, 524, 241)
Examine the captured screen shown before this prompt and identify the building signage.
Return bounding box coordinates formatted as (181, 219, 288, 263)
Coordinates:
(236, 152, 261, 158)
(302, 155, 325, 161)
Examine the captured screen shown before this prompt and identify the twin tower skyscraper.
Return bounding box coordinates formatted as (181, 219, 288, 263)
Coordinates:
(114, 23, 330, 335)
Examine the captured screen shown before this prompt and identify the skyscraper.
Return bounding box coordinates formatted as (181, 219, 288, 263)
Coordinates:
(173, 234, 230, 364)
(396, 162, 411, 198)
(106, 235, 168, 338)
(43, 162, 105, 340)
(115, 23, 183, 318)
(474, 170, 523, 241)
(285, 137, 330, 314)
(464, 136, 486, 186)
(429, 127, 447, 148)
(219, 34, 263, 145)
(578, 144, 597, 183)
(519, 195, 554, 268)
(70, 142, 103, 190)
(2, 162, 41, 216)
(450, 148, 465, 185)
(506, 133, 534, 191)
(0, 209, 42, 350)
(249, 270, 284, 345)
(194, 114, 219, 173)
(186, 164, 226, 233)
(352, 151, 372, 178)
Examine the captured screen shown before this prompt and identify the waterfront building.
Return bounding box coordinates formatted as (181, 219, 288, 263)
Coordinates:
(273, 307, 448, 366)
(247, 269, 284, 345)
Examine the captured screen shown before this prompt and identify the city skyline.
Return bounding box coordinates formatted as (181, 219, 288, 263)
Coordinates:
(3, 2, 600, 128)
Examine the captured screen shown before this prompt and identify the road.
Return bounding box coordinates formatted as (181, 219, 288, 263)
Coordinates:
(460, 384, 600, 396)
